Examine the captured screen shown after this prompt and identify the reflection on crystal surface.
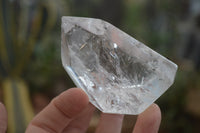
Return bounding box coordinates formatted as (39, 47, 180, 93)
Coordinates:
(61, 16, 178, 115)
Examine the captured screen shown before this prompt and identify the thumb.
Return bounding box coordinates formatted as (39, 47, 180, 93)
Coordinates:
(26, 88, 89, 133)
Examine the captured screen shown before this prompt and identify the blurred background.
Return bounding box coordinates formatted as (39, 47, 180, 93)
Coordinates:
(0, 0, 200, 132)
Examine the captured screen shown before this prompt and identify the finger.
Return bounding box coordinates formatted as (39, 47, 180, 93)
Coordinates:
(0, 102, 7, 133)
(26, 88, 89, 133)
(62, 103, 95, 133)
(132, 103, 161, 133)
(95, 113, 124, 133)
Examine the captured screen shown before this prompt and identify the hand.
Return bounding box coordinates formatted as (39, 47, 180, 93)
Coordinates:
(0, 102, 7, 133)
(0, 88, 161, 133)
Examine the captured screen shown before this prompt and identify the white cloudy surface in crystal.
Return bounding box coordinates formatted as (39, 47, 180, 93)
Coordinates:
(61, 16, 177, 115)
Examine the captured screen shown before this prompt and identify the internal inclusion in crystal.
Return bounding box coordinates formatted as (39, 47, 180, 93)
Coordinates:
(61, 17, 178, 115)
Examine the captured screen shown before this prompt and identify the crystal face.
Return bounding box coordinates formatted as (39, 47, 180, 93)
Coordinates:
(61, 16, 178, 115)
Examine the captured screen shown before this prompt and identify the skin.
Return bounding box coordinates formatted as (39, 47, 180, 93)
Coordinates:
(0, 88, 161, 133)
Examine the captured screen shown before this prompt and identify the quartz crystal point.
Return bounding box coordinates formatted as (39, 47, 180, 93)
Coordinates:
(61, 16, 178, 115)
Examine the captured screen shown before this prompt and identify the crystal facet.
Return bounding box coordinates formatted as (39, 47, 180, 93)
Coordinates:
(61, 16, 178, 115)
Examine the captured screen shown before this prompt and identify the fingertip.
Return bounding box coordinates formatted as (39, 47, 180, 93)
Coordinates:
(0, 102, 6, 113)
(59, 88, 89, 107)
(140, 103, 161, 126)
(96, 113, 124, 133)
(69, 88, 89, 103)
(0, 102, 7, 132)
(149, 103, 161, 121)
(133, 103, 161, 133)
(54, 88, 89, 118)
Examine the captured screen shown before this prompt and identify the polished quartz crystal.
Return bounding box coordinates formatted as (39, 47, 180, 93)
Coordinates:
(61, 16, 178, 115)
